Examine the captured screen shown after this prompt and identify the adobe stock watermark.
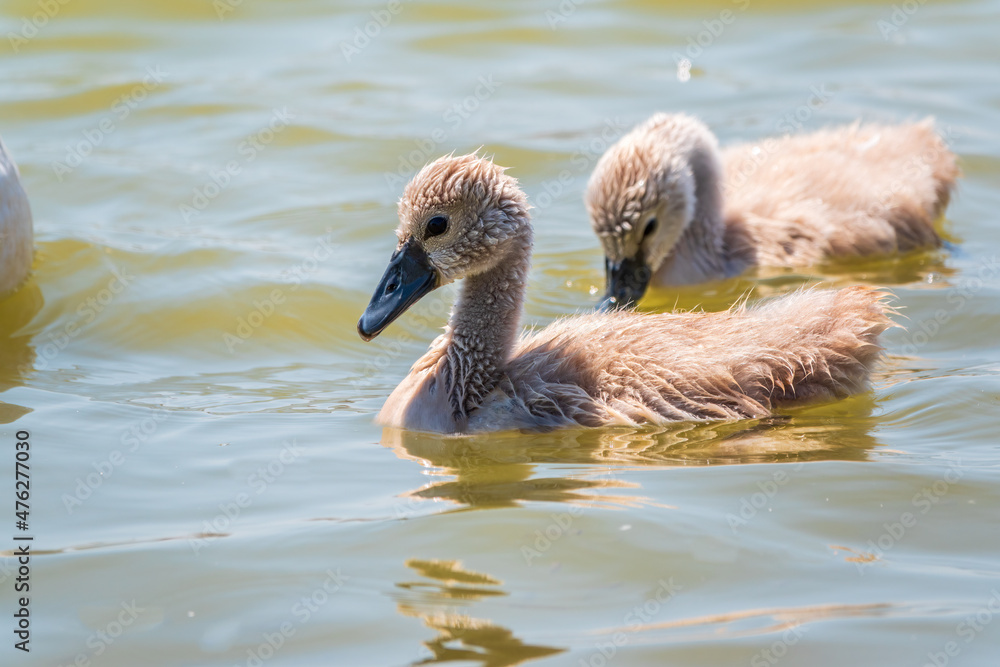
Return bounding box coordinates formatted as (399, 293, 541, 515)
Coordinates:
(535, 116, 629, 211)
(750, 625, 807, 667)
(55, 601, 145, 667)
(351, 287, 454, 392)
(18, 263, 134, 375)
(855, 460, 964, 574)
(877, 0, 929, 41)
(390, 493, 427, 520)
(213, 0, 244, 21)
(579, 577, 684, 667)
(922, 588, 1000, 667)
(774, 84, 834, 134)
(234, 568, 349, 667)
(899, 255, 1000, 356)
(188, 439, 304, 554)
(61, 409, 169, 513)
(724, 84, 836, 196)
(521, 505, 583, 565)
(223, 227, 343, 353)
(224, 288, 287, 353)
(545, 0, 586, 30)
(726, 463, 804, 533)
(0, 556, 17, 588)
(339, 0, 413, 62)
(51, 66, 169, 181)
(386, 442, 485, 517)
(7, 0, 73, 52)
(864, 124, 960, 221)
(179, 107, 294, 223)
(672, 0, 751, 82)
(382, 75, 502, 190)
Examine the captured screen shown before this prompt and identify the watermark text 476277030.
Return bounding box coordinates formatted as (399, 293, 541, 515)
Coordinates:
(11, 429, 33, 653)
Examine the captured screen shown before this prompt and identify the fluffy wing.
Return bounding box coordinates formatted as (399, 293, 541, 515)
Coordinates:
(506, 287, 893, 426)
(722, 120, 958, 266)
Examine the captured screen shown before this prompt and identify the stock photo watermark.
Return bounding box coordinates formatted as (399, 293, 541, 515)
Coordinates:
(383, 75, 503, 190)
(534, 116, 629, 211)
(578, 577, 684, 667)
(750, 625, 807, 667)
(235, 567, 350, 667)
(224, 289, 287, 353)
(899, 256, 1000, 356)
(774, 85, 833, 133)
(179, 107, 294, 223)
(671, 0, 751, 82)
(214, 0, 244, 21)
(724, 84, 837, 196)
(61, 409, 169, 514)
(51, 66, 169, 181)
(726, 463, 804, 533)
(877, 0, 929, 40)
(55, 600, 145, 667)
(350, 288, 454, 392)
(7, 0, 73, 52)
(188, 439, 304, 555)
(223, 226, 341, 353)
(10, 430, 32, 653)
(922, 588, 1000, 667)
(545, 0, 585, 30)
(339, 0, 413, 61)
(855, 461, 964, 574)
(17, 263, 135, 376)
(521, 505, 584, 565)
(865, 124, 960, 221)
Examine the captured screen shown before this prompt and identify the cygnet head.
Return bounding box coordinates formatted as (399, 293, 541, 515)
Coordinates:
(585, 113, 718, 309)
(358, 153, 530, 341)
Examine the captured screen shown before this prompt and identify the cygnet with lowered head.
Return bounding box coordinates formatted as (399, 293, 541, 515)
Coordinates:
(358, 153, 894, 434)
(586, 113, 958, 309)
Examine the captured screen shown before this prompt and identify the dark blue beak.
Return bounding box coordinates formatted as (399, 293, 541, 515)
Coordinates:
(597, 256, 651, 311)
(358, 239, 439, 341)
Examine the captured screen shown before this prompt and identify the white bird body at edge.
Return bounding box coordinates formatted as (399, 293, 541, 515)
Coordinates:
(0, 137, 33, 297)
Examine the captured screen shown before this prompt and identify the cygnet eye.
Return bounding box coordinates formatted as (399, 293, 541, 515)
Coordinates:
(642, 218, 657, 239)
(425, 216, 448, 239)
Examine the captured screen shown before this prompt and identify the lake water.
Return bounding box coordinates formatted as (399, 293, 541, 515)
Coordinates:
(2, 0, 999, 665)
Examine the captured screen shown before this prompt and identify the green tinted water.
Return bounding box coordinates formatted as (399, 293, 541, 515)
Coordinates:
(1, 0, 999, 665)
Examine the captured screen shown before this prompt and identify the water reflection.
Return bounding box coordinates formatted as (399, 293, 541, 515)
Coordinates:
(639, 248, 956, 313)
(0, 280, 43, 421)
(383, 403, 882, 510)
(384, 425, 646, 509)
(596, 600, 903, 643)
(394, 559, 564, 667)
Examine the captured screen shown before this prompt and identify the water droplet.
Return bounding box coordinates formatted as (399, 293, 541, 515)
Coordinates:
(676, 58, 691, 83)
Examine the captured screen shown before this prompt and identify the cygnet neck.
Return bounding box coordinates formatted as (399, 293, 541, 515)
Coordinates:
(443, 224, 533, 421)
(659, 135, 730, 282)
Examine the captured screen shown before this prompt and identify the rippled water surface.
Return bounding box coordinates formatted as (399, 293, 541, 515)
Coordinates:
(2, 0, 1000, 665)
